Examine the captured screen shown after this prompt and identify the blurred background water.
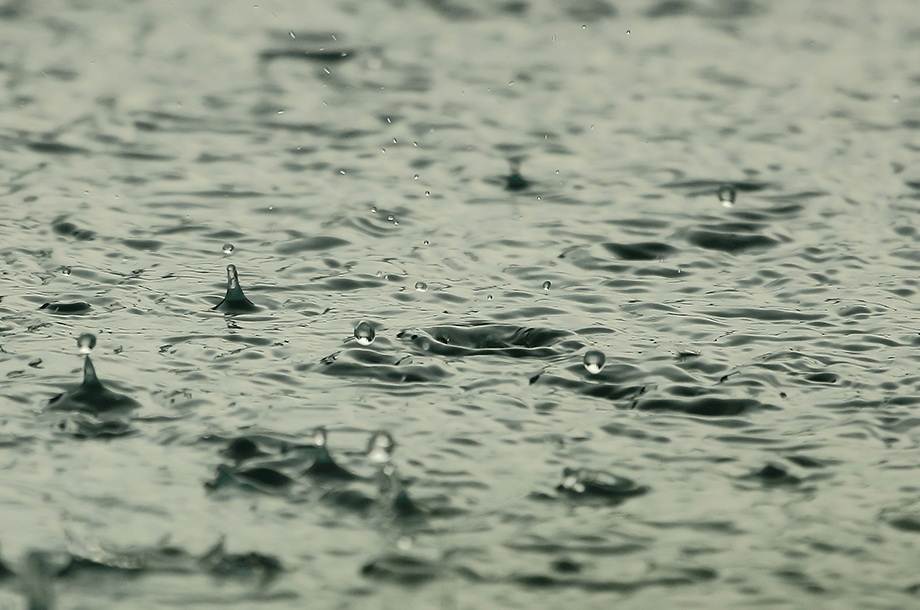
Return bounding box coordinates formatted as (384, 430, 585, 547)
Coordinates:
(1, 0, 920, 607)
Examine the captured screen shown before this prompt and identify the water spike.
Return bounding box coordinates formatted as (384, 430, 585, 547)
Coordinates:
(82, 355, 101, 387)
(304, 428, 358, 481)
(213, 264, 259, 313)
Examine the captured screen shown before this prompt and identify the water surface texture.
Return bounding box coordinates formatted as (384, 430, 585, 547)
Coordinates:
(1, 0, 920, 608)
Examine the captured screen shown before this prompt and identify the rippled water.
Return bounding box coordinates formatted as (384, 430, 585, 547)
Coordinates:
(2, 0, 920, 607)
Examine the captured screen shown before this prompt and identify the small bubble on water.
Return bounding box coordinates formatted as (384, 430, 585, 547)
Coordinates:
(583, 350, 606, 375)
(77, 333, 97, 355)
(415, 281, 428, 292)
(61, 266, 71, 276)
(366, 431, 396, 464)
(718, 184, 736, 207)
(542, 280, 552, 291)
(354, 321, 376, 346)
(222, 243, 234, 255)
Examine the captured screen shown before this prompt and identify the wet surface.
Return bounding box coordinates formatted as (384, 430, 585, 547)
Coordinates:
(1, 0, 920, 608)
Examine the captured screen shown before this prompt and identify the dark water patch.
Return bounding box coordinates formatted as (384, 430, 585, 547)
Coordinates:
(602, 242, 678, 261)
(275, 235, 349, 255)
(565, 0, 617, 20)
(54, 412, 135, 439)
(706, 307, 825, 322)
(361, 553, 444, 584)
(317, 349, 452, 384)
(686, 228, 779, 253)
(661, 179, 771, 196)
(804, 372, 838, 384)
(398, 324, 582, 358)
(121, 239, 163, 251)
(259, 48, 356, 63)
(26, 140, 88, 155)
(509, 567, 717, 592)
(40, 301, 91, 314)
(554, 467, 649, 505)
(636, 396, 771, 416)
(886, 514, 920, 534)
(112, 151, 174, 162)
(47, 355, 142, 416)
(51, 217, 96, 240)
(742, 464, 801, 486)
(212, 265, 259, 313)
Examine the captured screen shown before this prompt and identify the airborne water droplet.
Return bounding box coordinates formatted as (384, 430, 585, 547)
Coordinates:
(61, 266, 71, 276)
(415, 281, 427, 292)
(542, 280, 552, 291)
(366, 431, 396, 464)
(222, 243, 234, 255)
(354, 321, 376, 346)
(77, 333, 97, 355)
(583, 350, 606, 375)
(718, 184, 736, 207)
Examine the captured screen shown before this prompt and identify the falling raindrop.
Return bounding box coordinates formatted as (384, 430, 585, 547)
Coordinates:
(413, 174, 419, 180)
(77, 333, 97, 355)
(366, 431, 396, 464)
(487, 295, 493, 300)
(423, 240, 430, 246)
(718, 184, 736, 208)
(583, 350, 606, 375)
(542, 280, 552, 291)
(222, 243, 235, 255)
(354, 321, 376, 346)
(415, 281, 428, 292)
(61, 266, 71, 276)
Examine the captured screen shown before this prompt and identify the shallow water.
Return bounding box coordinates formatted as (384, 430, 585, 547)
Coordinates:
(1, 0, 920, 607)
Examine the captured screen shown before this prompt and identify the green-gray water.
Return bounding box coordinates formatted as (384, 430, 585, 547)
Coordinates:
(1, 0, 919, 608)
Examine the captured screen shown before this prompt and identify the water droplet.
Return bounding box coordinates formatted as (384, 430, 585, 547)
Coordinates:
(313, 426, 328, 447)
(222, 243, 234, 255)
(61, 266, 71, 276)
(366, 431, 396, 464)
(424, 191, 430, 197)
(415, 281, 428, 292)
(542, 280, 552, 291)
(487, 294, 493, 300)
(387, 214, 395, 222)
(371, 205, 377, 213)
(414, 174, 419, 180)
(583, 350, 606, 375)
(626, 29, 631, 34)
(77, 333, 96, 355)
(423, 240, 430, 246)
(354, 321, 376, 346)
(718, 184, 736, 207)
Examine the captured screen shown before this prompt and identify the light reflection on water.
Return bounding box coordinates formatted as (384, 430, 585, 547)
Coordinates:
(1, 0, 919, 607)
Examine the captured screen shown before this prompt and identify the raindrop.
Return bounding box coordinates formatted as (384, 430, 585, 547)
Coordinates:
(415, 281, 428, 292)
(583, 350, 606, 375)
(487, 294, 493, 300)
(424, 191, 430, 197)
(414, 174, 419, 180)
(366, 431, 396, 464)
(626, 29, 631, 34)
(61, 266, 71, 276)
(542, 280, 552, 291)
(718, 184, 736, 207)
(423, 240, 430, 246)
(313, 426, 328, 447)
(371, 205, 377, 213)
(354, 321, 376, 346)
(222, 243, 235, 255)
(387, 214, 395, 222)
(77, 333, 97, 355)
